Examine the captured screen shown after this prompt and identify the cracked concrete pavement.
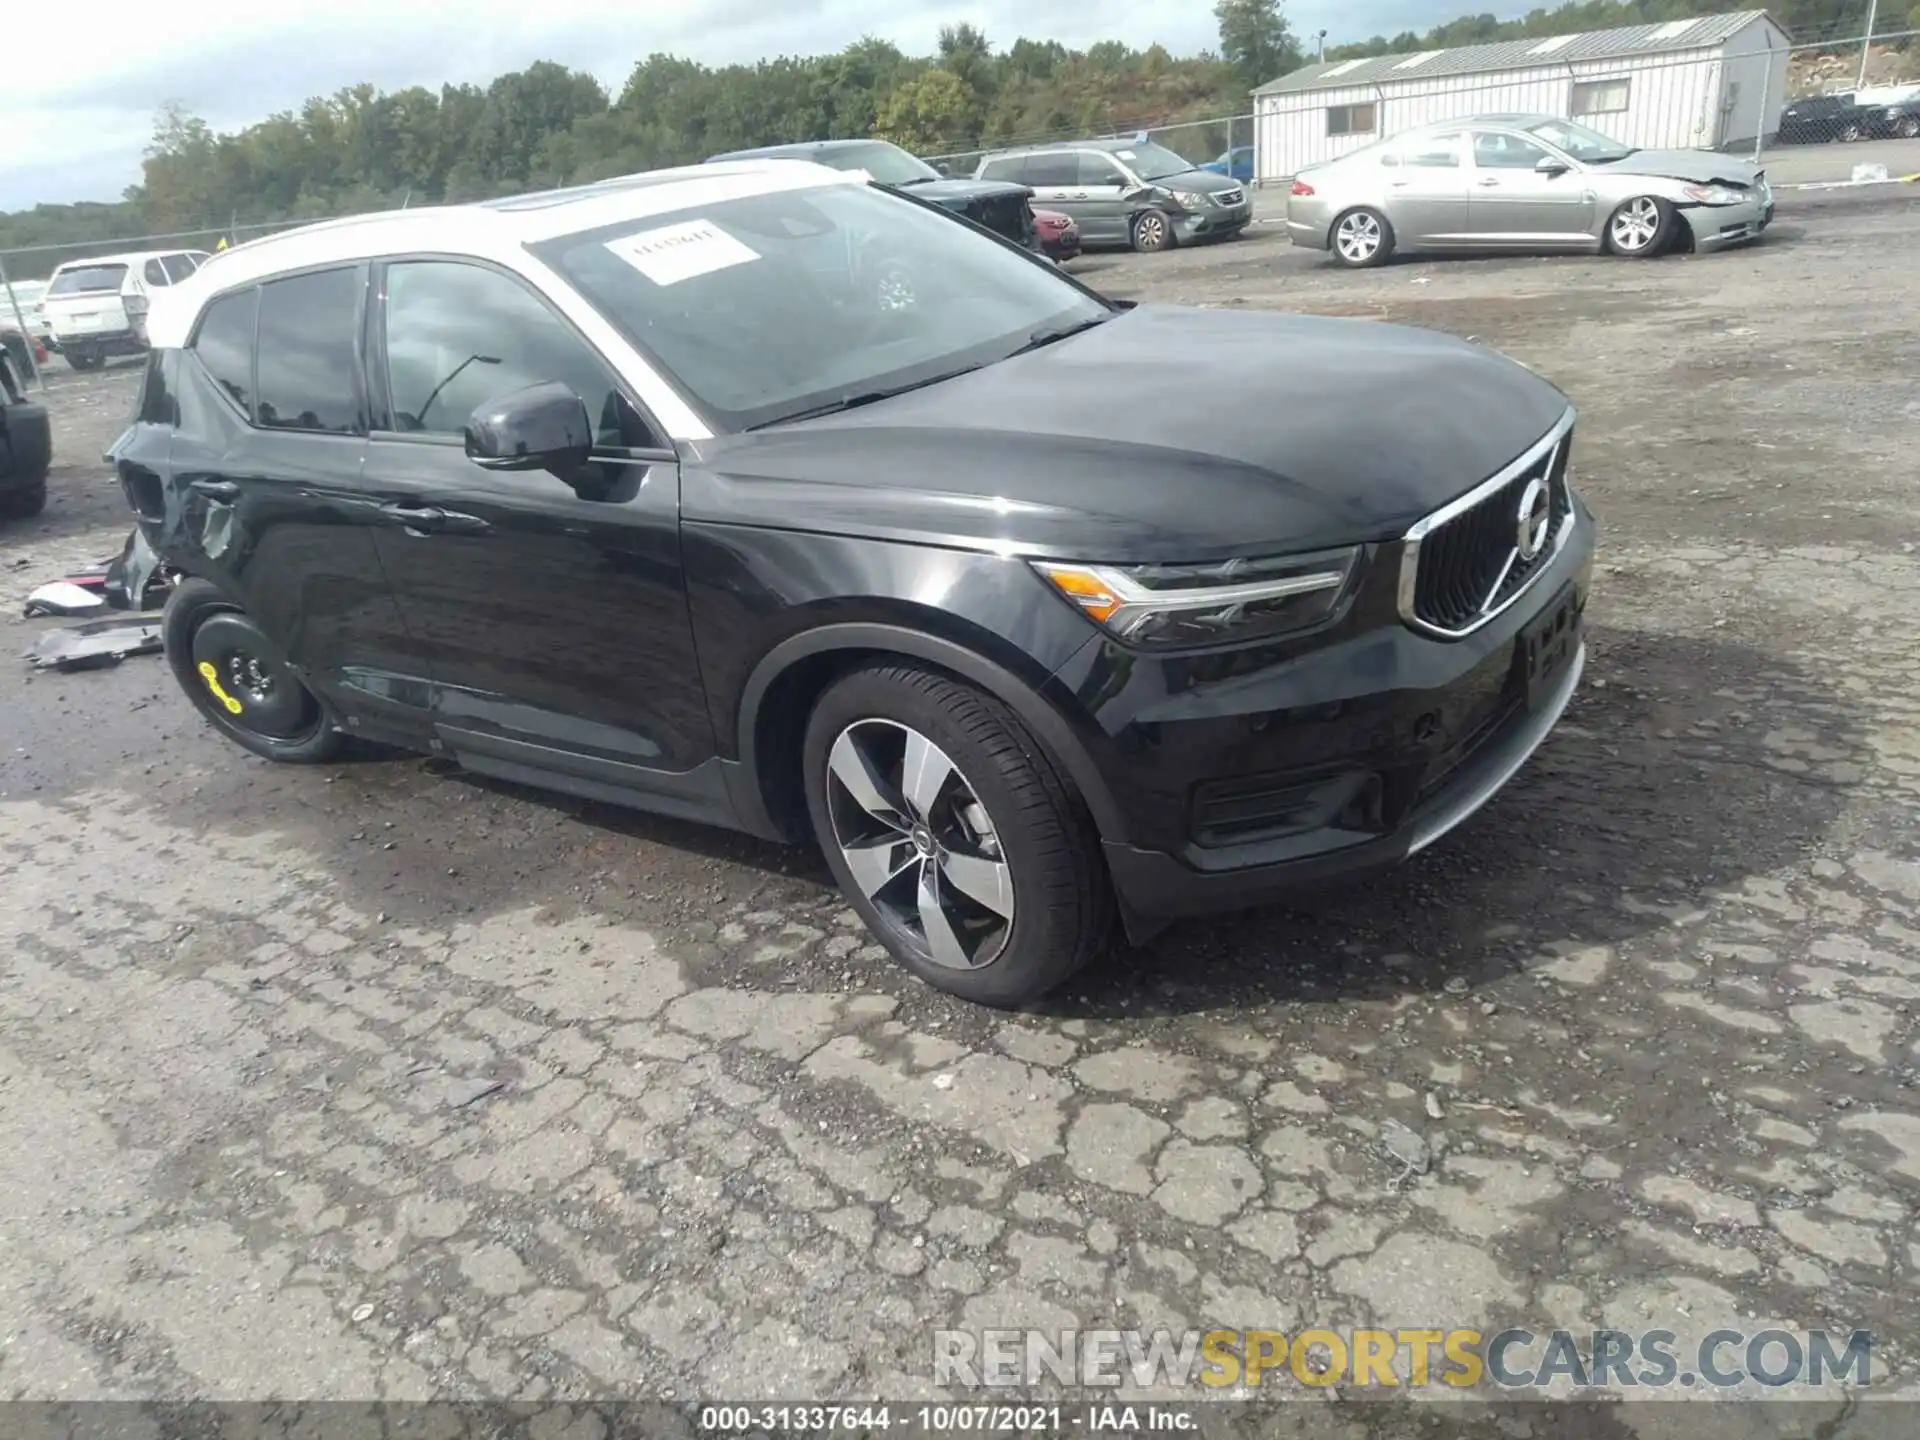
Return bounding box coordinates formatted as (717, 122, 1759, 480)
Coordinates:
(2, 186, 1919, 1424)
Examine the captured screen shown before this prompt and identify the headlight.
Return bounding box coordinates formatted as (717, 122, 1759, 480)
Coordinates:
(1168, 189, 1209, 210)
(1034, 548, 1361, 650)
(1683, 183, 1747, 206)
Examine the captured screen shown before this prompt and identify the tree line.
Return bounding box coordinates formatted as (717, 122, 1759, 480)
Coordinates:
(0, 0, 1903, 275)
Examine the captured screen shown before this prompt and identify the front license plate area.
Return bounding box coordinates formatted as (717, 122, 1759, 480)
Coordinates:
(1516, 583, 1580, 710)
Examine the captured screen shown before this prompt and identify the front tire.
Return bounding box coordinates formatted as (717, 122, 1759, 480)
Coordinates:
(1606, 196, 1675, 258)
(163, 578, 345, 763)
(1330, 207, 1394, 267)
(802, 663, 1113, 1007)
(1130, 210, 1174, 252)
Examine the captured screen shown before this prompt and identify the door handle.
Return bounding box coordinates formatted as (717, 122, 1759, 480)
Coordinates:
(379, 502, 490, 536)
(1389, 179, 1411, 188)
(1476, 178, 1501, 187)
(189, 478, 240, 501)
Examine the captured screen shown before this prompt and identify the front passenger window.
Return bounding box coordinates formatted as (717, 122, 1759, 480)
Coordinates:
(1474, 133, 1552, 170)
(381, 260, 654, 449)
(1076, 154, 1127, 186)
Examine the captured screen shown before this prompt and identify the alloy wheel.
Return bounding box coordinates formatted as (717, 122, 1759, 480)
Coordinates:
(824, 718, 1015, 970)
(1610, 197, 1662, 253)
(1335, 211, 1381, 263)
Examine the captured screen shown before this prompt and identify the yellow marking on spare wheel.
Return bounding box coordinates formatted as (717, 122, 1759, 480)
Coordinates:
(197, 661, 245, 714)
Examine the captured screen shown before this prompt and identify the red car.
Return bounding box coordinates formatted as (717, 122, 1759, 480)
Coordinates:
(1032, 207, 1081, 262)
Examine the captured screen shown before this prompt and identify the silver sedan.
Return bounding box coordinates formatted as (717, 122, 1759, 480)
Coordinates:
(1286, 114, 1774, 267)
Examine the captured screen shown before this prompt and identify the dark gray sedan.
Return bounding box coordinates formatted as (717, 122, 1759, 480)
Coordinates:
(1287, 114, 1774, 267)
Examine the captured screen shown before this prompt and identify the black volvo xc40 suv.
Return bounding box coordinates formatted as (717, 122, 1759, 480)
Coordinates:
(114, 160, 1594, 1007)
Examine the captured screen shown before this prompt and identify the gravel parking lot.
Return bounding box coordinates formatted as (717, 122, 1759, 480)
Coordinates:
(3, 187, 1919, 1423)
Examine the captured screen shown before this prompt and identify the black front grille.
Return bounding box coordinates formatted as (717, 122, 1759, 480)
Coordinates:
(1408, 425, 1573, 635)
(1217, 187, 1245, 206)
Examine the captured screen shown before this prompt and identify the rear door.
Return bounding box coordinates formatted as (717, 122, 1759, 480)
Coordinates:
(1382, 132, 1471, 245)
(359, 257, 715, 792)
(160, 267, 430, 743)
(1466, 130, 1594, 243)
(1019, 151, 1080, 227)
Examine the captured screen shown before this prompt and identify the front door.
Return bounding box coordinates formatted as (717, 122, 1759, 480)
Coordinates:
(1384, 132, 1470, 245)
(359, 257, 719, 806)
(1467, 132, 1595, 243)
(1072, 151, 1134, 244)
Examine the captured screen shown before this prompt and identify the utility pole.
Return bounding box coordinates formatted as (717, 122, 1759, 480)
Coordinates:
(1858, 0, 1879, 89)
(1316, 30, 1328, 62)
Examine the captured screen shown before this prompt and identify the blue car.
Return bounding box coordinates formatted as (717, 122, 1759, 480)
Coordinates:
(1200, 146, 1255, 183)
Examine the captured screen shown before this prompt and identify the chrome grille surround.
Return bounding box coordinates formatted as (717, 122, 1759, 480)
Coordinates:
(1397, 407, 1578, 640)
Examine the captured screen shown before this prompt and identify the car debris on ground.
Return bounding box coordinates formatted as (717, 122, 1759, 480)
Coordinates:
(19, 526, 175, 669)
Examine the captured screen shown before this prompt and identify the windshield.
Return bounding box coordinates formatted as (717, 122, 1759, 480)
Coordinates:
(1123, 141, 1200, 181)
(536, 181, 1108, 432)
(48, 263, 128, 296)
(1525, 118, 1634, 162)
(808, 141, 941, 187)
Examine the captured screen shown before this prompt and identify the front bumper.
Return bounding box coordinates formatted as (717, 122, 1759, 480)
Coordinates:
(1176, 201, 1253, 240)
(1683, 192, 1773, 251)
(1062, 504, 1596, 920)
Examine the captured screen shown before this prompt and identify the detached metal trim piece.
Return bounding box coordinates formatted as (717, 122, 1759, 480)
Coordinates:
(1397, 406, 1577, 640)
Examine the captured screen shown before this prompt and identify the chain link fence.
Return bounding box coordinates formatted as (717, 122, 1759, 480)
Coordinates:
(4, 27, 1916, 386)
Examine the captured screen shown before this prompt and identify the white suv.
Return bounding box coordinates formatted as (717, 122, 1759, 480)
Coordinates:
(43, 249, 212, 371)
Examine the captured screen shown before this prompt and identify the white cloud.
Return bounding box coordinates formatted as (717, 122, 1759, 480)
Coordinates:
(0, 0, 1491, 209)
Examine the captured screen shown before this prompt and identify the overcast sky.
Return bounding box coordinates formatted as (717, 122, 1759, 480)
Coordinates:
(1, 0, 1507, 211)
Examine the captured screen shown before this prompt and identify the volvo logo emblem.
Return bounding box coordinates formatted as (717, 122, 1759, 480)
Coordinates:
(1515, 478, 1551, 562)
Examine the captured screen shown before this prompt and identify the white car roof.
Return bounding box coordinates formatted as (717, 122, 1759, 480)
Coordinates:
(146, 159, 863, 350)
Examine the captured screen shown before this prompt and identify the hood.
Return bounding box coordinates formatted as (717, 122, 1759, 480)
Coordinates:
(1147, 167, 1243, 195)
(902, 177, 1033, 206)
(1613, 148, 1762, 184)
(681, 306, 1571, 563)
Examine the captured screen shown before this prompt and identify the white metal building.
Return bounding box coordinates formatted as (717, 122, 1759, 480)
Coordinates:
(1253, 11, 1792, 181)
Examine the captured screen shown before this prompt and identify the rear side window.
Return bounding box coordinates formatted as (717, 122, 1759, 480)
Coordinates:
(192, 288, 259, 415)
(48, 263, 127, 296)
(255, 267, 363, 435)
(162, 253, 199, 283)
(1025, 152, 1078, 187)
(144, 258, 171, 287)
(979, 156, 1026, 184)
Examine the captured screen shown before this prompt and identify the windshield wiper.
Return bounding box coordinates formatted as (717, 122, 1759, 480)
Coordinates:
(753, 364, 991, 429)
(1004, 313, 1114, 357)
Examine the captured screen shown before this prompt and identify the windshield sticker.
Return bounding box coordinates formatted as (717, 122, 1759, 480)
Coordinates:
(1115, 149, 1136, 160)
(605, 220, 761, 286)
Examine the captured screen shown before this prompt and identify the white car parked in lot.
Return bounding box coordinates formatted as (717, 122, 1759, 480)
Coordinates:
(42, 248, 213, 370)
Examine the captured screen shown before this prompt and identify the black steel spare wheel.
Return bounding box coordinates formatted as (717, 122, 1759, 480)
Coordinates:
(801, 663, 1112, 1007)
(190, 613, 313, 737)
(163, 578, 344, 762)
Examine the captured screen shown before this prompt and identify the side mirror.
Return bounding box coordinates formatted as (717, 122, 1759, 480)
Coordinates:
(1536, 157, 1571, 178)
(464, 381, 593, 475)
